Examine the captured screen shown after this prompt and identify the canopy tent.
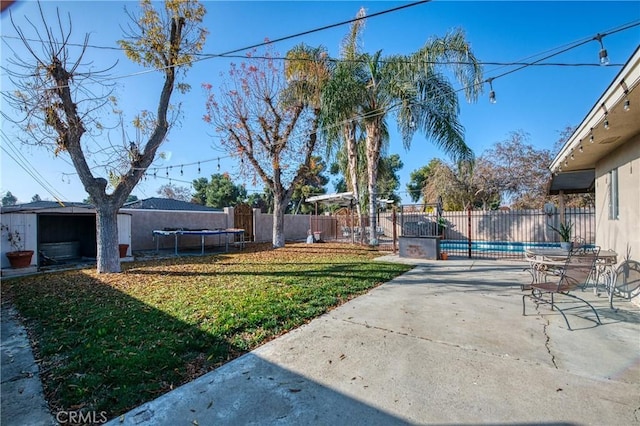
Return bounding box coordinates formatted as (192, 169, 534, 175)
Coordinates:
(305, 192, 356, 207)
(305, 192, 357, 242)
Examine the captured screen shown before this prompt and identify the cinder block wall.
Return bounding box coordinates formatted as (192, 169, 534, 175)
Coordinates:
(123, 209, 230, 251)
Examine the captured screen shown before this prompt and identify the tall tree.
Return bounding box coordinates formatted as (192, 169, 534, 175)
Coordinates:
(321, 7, 368, 229)
(2, 0, 207, 272)
(203, 45, 329, 247)
(192, 173, 247, 208)
(360, 30, 482, 244)
(324, 23, 483, 244)
(376, 154, 403, 206)
(289, 155, 329, 214)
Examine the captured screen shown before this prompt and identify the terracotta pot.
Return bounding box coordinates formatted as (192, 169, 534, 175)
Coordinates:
(118, 244, 129, 258)
(6, 250, 34, 268)
(440, 252, 448, 260)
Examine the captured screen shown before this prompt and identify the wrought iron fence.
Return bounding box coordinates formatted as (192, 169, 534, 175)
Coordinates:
(396, 205, 595, 259)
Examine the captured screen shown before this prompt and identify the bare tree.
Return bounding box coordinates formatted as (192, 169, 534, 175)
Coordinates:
(157, 183, 192, 201)
(203, 46, 329, 247)
(1, 1, 207, 272)
(480, 130, 553, 209)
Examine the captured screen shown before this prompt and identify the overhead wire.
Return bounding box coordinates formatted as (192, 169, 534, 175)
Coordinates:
(1, 2, 639, 197)
(0, 130, 68, 203)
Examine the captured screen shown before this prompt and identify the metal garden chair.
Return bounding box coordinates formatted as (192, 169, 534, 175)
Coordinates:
(522, 246, 602, 330)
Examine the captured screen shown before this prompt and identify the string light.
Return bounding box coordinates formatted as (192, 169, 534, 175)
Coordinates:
(217, 157, 220, 171)
(594, 33, 609, 66)
(579, 144, 583, 153)
(589, 128, 594, 143)
(621, 80, 631, 111)
(601, 103, 610, 129)
(487, 78, 496, 104)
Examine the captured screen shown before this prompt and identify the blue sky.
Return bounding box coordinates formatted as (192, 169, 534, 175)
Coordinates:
(1, 1, 639, 204)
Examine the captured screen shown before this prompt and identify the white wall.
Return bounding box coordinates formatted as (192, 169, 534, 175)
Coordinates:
(595, 135, 640, 263)
(1, 213, 38, 268)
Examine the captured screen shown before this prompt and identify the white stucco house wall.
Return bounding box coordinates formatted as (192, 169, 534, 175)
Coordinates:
(549, 46, 639, 267)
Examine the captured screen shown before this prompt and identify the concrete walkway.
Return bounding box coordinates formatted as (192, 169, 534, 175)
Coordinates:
(1, 303, 56, 426)
(105, 257, 640, 425)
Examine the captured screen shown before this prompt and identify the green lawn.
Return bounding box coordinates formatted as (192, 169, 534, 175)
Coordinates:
(1, 242, 412, 419)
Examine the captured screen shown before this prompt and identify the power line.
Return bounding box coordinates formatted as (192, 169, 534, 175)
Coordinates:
(0, 130, 68, 203)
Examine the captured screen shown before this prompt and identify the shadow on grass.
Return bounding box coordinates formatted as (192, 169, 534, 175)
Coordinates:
(1, 248, 412, 421)
(2, 272, 240, 419)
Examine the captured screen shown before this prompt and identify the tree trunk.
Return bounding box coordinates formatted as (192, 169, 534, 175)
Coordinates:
(272, 195, 286, 248)
(96, 206, 121, 273)
(365, 121, 381, 246)
(344, 123, 364, 238)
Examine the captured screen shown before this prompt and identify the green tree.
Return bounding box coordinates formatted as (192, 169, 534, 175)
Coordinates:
(324, 19, 483, 244)
(289, 155, 329, 214)
(2, 0, 207, 272)
(407, 159, 441, 203)
(31, 194, 42, 202)
(2, 191, 17, 206)
(321, 7, 368, 226)
(374, 154, 403, 206)
(192, 174, 247, 208)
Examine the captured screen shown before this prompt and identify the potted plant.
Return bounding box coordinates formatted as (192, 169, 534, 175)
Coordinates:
(1, 224, 34, 268)
(549, 222, 573, 250)
(436, 217, 448, 239)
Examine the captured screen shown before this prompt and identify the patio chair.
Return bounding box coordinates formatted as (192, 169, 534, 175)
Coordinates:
(522, 247, 601, 330)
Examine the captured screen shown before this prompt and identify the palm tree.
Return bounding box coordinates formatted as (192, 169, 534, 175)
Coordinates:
(360, 29, 483, 244)
(320, 8, 368, 237)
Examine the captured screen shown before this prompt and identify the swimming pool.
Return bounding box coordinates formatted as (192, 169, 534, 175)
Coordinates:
(441, 240, 565, 254)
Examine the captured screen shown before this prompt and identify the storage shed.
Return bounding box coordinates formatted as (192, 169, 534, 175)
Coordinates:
(1, 201, 131, 270)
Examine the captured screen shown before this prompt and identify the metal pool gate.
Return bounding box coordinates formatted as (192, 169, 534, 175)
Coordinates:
(398, 205, 595, 259)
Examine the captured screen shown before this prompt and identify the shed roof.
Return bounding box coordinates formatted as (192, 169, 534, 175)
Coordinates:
(0, 201, 94, 213)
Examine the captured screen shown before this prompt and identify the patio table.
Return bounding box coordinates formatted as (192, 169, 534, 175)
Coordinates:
(524, 248, 618, 307)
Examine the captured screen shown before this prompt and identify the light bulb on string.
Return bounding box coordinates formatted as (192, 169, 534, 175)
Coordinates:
(595, 34, 609, 66)
(198, 162, 201, 174)
(601, 103, 609, 129)
(589, 128, 594, 143)
(180, 166, 183, 176)
(487, 78, 496, 104)
(217, 157, 221, 171)
(579, 145, 583, 153)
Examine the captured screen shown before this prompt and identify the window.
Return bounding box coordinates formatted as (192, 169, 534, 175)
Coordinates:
(608, 168, 619, 220)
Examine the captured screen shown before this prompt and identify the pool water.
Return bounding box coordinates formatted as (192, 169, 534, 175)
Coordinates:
(441, 241, 564, 254)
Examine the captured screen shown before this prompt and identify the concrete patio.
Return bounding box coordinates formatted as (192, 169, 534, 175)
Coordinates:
(106, 256, 639, 425)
